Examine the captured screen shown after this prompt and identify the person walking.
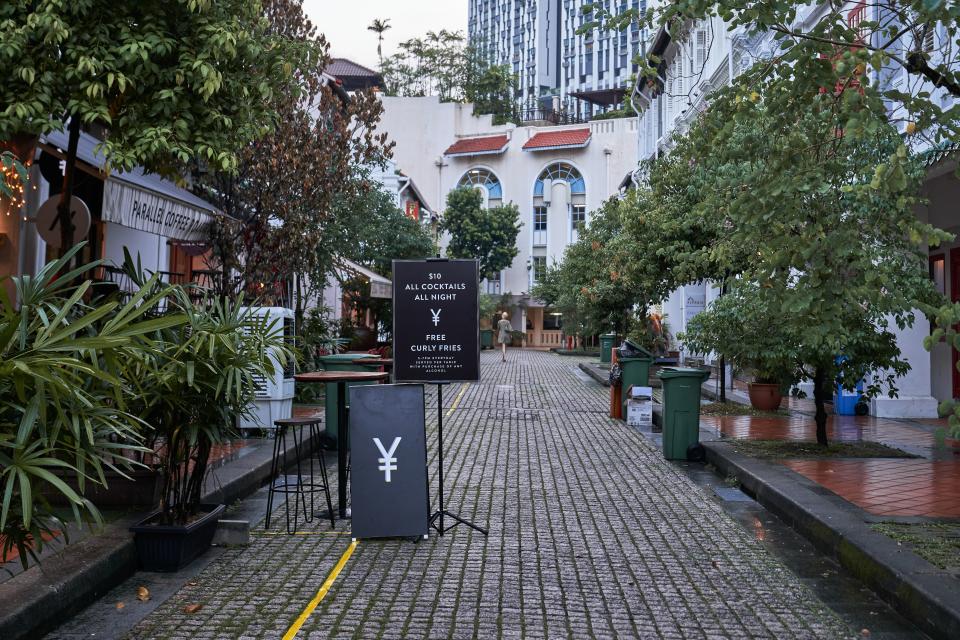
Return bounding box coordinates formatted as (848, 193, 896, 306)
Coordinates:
(497, 312, 513, 362)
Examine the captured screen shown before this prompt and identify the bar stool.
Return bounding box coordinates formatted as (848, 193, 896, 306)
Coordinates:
(264, 416, 336, 533)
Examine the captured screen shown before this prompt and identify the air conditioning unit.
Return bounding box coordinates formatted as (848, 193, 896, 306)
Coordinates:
(238, 306, 295, 434)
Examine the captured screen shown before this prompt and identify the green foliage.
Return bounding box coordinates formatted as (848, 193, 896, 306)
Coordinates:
(442, 187, 521, 280)
(333, 184, 435, 342)
(122, 276, 292, 526)
(534, 196, 659, 338)
(0, 151, 27, 200)
(0, 0, 306, 173)
(381, 31, 518, 123)
(660, 67, 948, 443)
(627, 312, 673, 357)
(0, 246, 184, 568)
(682, 286, 803, 386)
(581, 0, 960, 146)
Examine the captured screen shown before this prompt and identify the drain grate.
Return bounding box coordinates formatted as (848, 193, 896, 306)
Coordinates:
(713, 487, 754, 502)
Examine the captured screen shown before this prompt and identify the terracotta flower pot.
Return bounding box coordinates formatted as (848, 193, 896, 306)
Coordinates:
(748, 382, 783, 411)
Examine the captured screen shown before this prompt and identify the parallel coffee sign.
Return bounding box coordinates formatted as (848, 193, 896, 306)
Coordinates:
(393, 259, 480, 383)
(350, 385, 429, 539)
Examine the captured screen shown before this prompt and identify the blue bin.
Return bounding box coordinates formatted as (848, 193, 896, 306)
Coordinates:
(834, 380, 865, 416)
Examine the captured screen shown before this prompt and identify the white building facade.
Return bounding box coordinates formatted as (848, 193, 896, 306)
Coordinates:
(377, 95, 638, 347)
(468, 0, 651, 117)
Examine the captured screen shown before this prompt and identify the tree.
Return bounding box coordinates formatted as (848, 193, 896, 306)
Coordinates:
(333, 184, 434, 341)
(658, 68, 948, 445)
(0, 0, 305, 255)
(582, 1, 960, 152)
(532, 197, 642, 339)
(198, 1, 393, 326)
(380, 32, 518, 124)
(441, 187, 521, 281)
(368, 18, 392, 68)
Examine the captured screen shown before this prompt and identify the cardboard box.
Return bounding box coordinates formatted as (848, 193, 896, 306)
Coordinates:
(626, 385, 653, 427)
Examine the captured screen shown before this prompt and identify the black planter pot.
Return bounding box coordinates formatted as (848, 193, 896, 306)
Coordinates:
(130, 504, 225, 572)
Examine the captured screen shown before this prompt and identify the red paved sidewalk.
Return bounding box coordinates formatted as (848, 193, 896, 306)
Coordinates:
(700, 408, 960, 518)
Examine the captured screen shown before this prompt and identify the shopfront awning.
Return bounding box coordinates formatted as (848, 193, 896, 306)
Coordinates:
(40, 129, 221, 242)
(336, 258, 393, 299)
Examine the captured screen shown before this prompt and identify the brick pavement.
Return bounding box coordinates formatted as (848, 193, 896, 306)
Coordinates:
(125, 351, 853, 639)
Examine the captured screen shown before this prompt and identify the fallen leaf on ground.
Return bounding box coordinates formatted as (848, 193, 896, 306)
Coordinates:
(136, 586, 150, 602)
(115, 601, 125, 610)
(184, 603, 203, 614)
(861, 629, 870, 637)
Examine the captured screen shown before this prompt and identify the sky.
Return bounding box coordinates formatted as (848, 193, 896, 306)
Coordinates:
(304, 1, 467, 70)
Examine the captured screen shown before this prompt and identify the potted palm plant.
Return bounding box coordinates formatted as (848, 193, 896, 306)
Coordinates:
(1, 248, 182, 568)
(127, 286, 290, 571)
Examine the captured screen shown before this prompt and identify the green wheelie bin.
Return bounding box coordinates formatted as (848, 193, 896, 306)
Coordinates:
(618, 340, 654, 415)
(657, 367, 711, 460)
(599, 333, 617, 364)
(319, 353, 378, 446)
(480, 328, 494, 350)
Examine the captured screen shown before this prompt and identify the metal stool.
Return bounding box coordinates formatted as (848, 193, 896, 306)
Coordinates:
(264, 416, 335, 533)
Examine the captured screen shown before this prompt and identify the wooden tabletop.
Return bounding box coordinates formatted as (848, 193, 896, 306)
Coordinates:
(294, 371, 389, 383)
(353, 358, 393, 366)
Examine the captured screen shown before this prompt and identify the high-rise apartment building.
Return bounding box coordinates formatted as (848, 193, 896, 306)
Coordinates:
(468, 1, 649, 118)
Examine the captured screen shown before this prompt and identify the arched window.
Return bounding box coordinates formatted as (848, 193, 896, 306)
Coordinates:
(458, 168, 503, 206)
(533, 162, 585, 198)
(531, 162, 587, 246)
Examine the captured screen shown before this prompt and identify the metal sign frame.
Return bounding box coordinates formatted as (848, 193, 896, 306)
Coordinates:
(392, 258, 481, 384)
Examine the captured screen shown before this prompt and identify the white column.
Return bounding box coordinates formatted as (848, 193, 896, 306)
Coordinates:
(871, 313, 939, 418)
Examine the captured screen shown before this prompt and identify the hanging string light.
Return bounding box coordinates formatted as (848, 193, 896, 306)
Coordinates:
(1, 157, 27, 214)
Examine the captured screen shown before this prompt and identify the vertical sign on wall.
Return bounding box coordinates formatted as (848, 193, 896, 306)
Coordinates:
(393, 259, 480, 383)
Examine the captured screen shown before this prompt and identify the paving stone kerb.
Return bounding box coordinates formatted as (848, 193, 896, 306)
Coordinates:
(0, 426, 321, 640)
(704, 441, 960, 640)
(127, 351, 853, 639)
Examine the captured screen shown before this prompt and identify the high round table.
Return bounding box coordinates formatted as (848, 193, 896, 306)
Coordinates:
(294, 370, 389, 518)
(353, 358, 394, 380)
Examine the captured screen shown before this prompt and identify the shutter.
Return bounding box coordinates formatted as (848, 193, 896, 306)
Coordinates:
(696, 29, 707, 72)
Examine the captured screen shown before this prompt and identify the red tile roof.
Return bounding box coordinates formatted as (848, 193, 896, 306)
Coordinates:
(444, 135, 510, 157)
(522, 128, 591, 151)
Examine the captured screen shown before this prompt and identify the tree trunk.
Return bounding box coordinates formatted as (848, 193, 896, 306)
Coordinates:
(812, 366, 829, 446)
(718, 275, 728, 403)
(57, 116, 82, 261)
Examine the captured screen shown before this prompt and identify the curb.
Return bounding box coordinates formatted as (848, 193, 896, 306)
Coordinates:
(0, 425, 322, 640)
(703, 441, 960, 640)
(577, 361, 610, 387)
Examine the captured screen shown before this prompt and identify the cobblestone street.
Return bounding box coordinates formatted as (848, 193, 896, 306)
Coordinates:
(122, 350, 853, 639)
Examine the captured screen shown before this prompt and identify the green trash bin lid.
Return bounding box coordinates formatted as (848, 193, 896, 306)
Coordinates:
(619, 339, 654, 361)
(657, 366, 711, 381)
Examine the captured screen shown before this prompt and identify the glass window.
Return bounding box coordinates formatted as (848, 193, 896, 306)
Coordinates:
(543, 308, 563, 330)
(532, 256, 547, 282)
(458, 168, 503, 205)
(533, 207, 548, 231)
(533, 206, 548, 246)
(930, 254, 945, 294)
(533, 163, 586, 198)
(571, 204, 586, 242)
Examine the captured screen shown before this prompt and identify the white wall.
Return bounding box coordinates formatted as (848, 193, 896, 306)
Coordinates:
(103, 222, 168, 275)
(378, 96, 639, 306)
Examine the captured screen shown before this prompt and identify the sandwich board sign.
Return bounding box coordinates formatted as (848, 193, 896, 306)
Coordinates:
(349, 384, 429, 539)
(392, 259, 480, 383)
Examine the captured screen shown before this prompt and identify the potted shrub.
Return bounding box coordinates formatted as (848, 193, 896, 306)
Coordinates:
(1, 249, 181, 568)
(682, 287, 802, 411)
(127, 286, 290, 571)
(510, 329, 525, 347)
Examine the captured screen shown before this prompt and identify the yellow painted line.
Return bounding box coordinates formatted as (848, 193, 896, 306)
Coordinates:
(446, 382, 469, 417)
(254, 531, 351, 537)
(282, 540, 359, 639)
